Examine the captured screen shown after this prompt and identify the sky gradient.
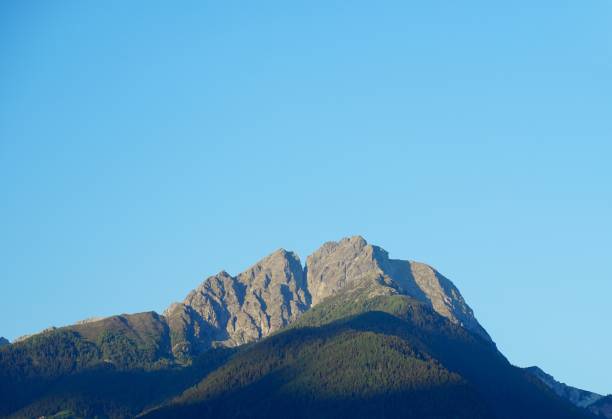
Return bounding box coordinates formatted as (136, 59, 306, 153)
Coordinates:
(1, 1, 611, 394)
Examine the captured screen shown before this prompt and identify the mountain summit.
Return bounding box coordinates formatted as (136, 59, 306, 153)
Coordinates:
(0, 236, 602, 419)
(305, 236, 491, 340)
(164, 235, 490, 360)
(164, 248, 309, 359)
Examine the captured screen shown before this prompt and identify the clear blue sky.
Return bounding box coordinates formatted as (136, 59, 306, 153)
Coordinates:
(1, 1, 610, 394)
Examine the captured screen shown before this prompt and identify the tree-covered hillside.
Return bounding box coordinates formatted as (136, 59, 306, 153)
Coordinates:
(0, 312, 233, 418)
(143, 295, 593, 419)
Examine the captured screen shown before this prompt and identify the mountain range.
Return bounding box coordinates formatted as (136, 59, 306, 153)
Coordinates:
(0, 236, 608, 418)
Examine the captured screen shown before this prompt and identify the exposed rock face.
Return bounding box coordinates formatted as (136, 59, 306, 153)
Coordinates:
(75, 316, 108, 325)
(306, 236, 491, 341)
(165, 249, 309, 358)
(525, 366, 603, 408)
(165, 236, 492, 358)
(305, 236, 396, 304)
(0, 337, 9, 347)
(399, 260, 490, 341)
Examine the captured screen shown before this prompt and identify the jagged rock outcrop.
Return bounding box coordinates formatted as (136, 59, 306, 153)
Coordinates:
(165, 249, 309, 358)
(305, 236, 398, 304)
(165, 236, 492, 358)
(526, 366, 603, 408)
(11, 236, 489, 360)
(306, 236, 491, 341)
(0, 337, 9, 347)
(165, 236, 491, 358)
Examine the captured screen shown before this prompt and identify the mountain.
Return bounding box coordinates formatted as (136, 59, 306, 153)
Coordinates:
(0, 312, 178, 416)
(305, 236, 491, 340)
(163, 235, 490, 360)
(143, 293, 590, 419)
(0, 337, 9, 347)
(0, 236, 603, 418)
(164, 249, 309, 360)
(525, 366, 602, 407)
(525, 367, 612, 418)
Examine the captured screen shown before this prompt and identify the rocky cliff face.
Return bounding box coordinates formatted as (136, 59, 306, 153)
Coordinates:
(306, 236, 491, 341)
(165, 249, 309, 359)
(165, 236, 491, 358)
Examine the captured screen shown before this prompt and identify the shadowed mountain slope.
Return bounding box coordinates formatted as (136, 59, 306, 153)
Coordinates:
(589, 395, 612, 418)
(142, 294, 591, 419)
(525, 366, 603, 408)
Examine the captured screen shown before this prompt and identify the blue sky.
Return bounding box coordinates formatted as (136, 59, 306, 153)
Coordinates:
(1, 1, 611, 394)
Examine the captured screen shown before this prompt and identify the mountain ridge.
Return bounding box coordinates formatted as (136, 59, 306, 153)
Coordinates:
(8, 236, 489, 350)
(1, 235, 604, 418)
(525, 366, 602, 408)
(525, 366, 612, 417)
(162, 235, 491, 357)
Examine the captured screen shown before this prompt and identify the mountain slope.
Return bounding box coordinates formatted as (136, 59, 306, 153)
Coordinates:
(6, 348, 234, 419)
(589, 395, 612, 418)
(164, 249, 309, 360)
(305, 236, 490, 340)
(525, 366, 602, 408)
(143, 294, 590, 419)
(0, 312, 174, 417)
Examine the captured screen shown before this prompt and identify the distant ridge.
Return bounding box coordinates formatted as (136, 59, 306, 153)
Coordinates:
(525, 366, 602, 408)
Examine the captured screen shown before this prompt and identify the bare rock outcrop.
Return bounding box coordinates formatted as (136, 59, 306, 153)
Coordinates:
(165, 249, 309, 358)
(166, 235, 492, 359)
(306, 236, 491, 341)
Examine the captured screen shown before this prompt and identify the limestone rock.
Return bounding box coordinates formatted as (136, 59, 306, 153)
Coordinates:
(166, 235, 492, 359)
(166, 249, 309, 358)
(306, 236, 491, 341)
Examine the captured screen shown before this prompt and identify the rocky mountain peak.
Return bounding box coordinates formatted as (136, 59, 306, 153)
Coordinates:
(165, 248, 309, 359)
(305, 236, 383, 305)
(164, 235, 492, 359)
(0, 337, 9, 347)
(306, 236, 491, 341)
